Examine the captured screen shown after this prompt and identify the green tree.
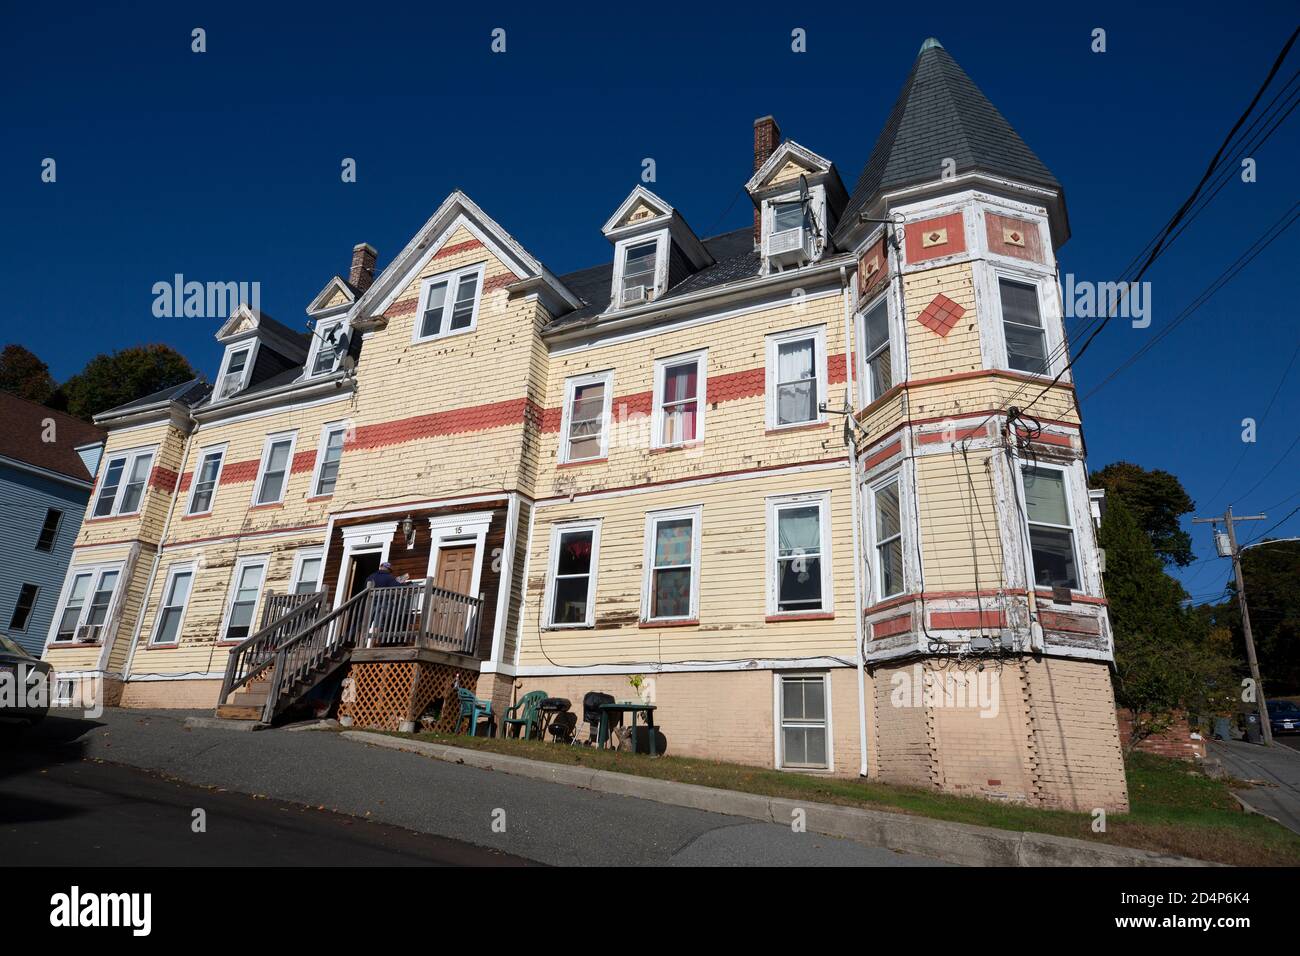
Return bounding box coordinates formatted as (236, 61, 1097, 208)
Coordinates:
(1102, 496, 1237, 748)
(1091, 461, 1196, 566)
(59, 344, 196, 421)
(1205, 540, 1300, 695)
(0, 344, 56, 403)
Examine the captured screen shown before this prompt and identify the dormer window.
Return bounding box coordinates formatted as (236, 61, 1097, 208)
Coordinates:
(216, 343, 255, 399)
(762, 192, 822, 268)
(619, 239, 660, 306)
(307, 319, 347, 376)
(413, 264, 484, 343)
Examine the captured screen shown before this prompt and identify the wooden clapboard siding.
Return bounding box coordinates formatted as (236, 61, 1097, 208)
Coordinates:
(914, 449, 1005, 593)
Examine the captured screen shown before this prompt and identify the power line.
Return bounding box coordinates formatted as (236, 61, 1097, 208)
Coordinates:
(1246, 503, 1300, 544)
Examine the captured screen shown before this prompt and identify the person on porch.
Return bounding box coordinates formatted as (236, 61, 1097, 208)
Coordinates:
(367, 561, 402, 589)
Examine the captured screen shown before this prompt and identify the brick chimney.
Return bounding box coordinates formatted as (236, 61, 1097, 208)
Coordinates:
(753, 116, 781, 245)
(349, 242, 377, 294)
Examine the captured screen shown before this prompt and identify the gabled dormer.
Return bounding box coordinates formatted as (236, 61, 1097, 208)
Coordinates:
(303, 275, 357, 379)
(212, 305, 310, 402)
(601, 186, 713, 311)
(746, 135, 847, 273)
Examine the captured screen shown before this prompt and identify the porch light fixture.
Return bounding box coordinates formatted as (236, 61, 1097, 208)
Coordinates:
(401, 514, 416, 549)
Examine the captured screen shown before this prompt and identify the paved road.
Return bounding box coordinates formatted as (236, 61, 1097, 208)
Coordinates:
(2, 710, 945, 866)
(1208, 738, 1300, 834)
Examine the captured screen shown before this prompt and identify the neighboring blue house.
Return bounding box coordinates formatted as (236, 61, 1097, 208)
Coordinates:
(0, 392, 105, 655)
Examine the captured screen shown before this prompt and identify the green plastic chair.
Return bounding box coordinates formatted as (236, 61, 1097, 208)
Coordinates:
(455, 687, 493, 737)
(501, 690, 548, 740)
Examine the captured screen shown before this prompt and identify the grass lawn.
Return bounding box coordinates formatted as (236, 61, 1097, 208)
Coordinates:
(383, 729, 1300, 866)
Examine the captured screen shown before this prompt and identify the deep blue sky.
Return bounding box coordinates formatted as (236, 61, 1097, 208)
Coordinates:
(3, 2, 1297, 597)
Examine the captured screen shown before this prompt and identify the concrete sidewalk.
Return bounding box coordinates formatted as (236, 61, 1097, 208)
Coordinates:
(1208, 738, 1300, 834)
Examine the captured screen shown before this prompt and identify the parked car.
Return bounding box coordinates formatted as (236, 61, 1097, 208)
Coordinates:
(0, 632, 50, 727)
(1267, 699, 1300, 736)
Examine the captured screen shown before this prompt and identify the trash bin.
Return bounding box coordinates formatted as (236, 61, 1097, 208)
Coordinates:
(1245, 712, 1263, 744)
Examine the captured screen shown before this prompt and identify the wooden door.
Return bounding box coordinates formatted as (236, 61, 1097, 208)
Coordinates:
(435, 545, 475, 596)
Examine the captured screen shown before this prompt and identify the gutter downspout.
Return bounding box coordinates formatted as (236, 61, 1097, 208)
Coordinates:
(120, 420, 197, 683)
(841, 264, 870, 778)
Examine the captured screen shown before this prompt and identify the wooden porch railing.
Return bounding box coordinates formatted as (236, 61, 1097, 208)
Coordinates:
(219, 591, 327, 704)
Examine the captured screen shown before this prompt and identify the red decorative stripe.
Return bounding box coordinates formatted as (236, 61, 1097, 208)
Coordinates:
(863, 440, 902, 470)
(178, 471, 193, 493)
(613, 391, 653, 421)
(1017, 428, 1074, 448)
(481, 272, 516, 295)
(872, 614, 912, 639)
(290, 449, 317, 474)
(385, 298, 418, 319)
(149, 465, 179, 493)
(432, 239, 484, 261)
(1039, 610, 1102, 633)
(219, 459, 261, 484)
(930, 610, 1006, 630)
(917, 424, 991, 445)
(350, 396, 531, 450)
(828, 352, 847, 384)
(708, 366, 766, 403)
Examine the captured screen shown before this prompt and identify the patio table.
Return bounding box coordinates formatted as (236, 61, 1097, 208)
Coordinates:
(597, 702, 658, 756)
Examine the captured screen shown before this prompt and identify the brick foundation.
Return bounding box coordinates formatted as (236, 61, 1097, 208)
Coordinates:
(1116, 709, 1206, 761)
(120, 677, 223, 709)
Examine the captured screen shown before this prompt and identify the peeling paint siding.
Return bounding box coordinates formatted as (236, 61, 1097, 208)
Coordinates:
(519, 468, 857, 667)
(44, 540, 148, 671)
(77, 422, 186, 549)
(903, 263, 981, 380)
(769, 160, 809, 187)
(915, 449, 1004, 592)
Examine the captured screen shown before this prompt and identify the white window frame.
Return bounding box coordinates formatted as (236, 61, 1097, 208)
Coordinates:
(149, 562, 196, 645)
(761, 185, 827, 265)
(251, 431, 299, 507)
(90, 446, 156, 518)
(289, 548, 324, 595)
(47, 562, 124, 646)
(651, 349, 707, 450)
(411, 263, 486, 343)
(611, 230, 669, 307)
(1015, 460, 1086, 594)
(766, 491, 833, 616)
(309, 422, 348, 498)
(215, 340, 259, 399)
(867, 473, 906, 603)
(641, 505, 703, 623)
(558, 371, 615, 464)
(305, 317, 348, 377)
(219, 555, 269, 643)
(773, 672, 834, 771)
(857, 291, 900, 407)
(542, 519, 602, 629)
(185, 443, 227, 516)
(765, 326, 828, 430)
(989, 266, 1061, 379)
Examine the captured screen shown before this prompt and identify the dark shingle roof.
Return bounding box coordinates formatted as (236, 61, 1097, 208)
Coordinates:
(841, 38, 1061, 228)
(97, 378, 212, 417)
(0, 391, 105, 481)
(548, 228, 757, 331)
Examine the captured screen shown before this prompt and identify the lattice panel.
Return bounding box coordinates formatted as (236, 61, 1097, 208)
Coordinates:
(339, 661, 478, 733)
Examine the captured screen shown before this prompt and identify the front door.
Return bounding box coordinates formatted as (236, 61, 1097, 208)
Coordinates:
(435, 545, 475, 596)
(347, 551, 382, 600)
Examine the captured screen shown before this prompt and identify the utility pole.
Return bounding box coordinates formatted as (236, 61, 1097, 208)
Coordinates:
(1193, 506, 1270, 745)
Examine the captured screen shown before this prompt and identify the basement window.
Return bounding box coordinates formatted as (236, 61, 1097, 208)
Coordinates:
(777, 673, 830, 770)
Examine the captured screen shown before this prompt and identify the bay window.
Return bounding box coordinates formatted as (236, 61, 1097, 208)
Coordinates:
(872, 477, 904, 600)
(1021, 465, 1080, 590)
(998, 277, 1049, 374)
(92, 448, 154, 518)
(861, 297, 893, 404)
(53, 566, 120, 643)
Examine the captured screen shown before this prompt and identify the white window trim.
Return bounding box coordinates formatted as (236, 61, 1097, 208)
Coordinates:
(641, 505, 703, 623)
(332, 522, 397, 607)
(410, 262, 487, 344)
(90, 446, 157, 518)
(219, 555, 269, 643)
(542, 519, 602, 629)
(761, 185, 827, 268)
(250, 430, 299, 507)
(558, 370, 615, 464)
(610, 230, 669, 308)
(425, 511, 494, 598)
(309, 421, 348, 499)
(215, 339, 260, 399)
(305, 317, 347, 377)
(1014, 459, 1089, 595)
(289, 548, 324, 595)
(149, 562, 197, 645)
(773, 671, 834, 772)
(651, 349, 707, 450)
(985, 265, 1065, 380)
(866, 472, 907, 604)
(856, 291, 901, 408)
(765, 325, 828, 430)
(46, 561, 125, 647)
(766, 491, 833, 617)
(184, 443, 228, 516)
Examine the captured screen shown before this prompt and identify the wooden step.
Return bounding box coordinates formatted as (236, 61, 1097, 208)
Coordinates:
(215, 704, 263, 721)
(230, 691, 268, 707)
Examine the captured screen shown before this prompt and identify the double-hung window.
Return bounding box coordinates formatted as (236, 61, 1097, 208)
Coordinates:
(860, 297, 893, 404)
(769, 494, 831, 615)
(309, 319, 347, 376)
(767, 328, 826, 429)
(187, 447, 225, 515)
(546, 522, 601, 627)
(643, 507, 701, 622)
(777, 674, 829, 770)
(9, 584, 38, 631)
(253, 433, 296, 506)
(619, 239, 659, 305)
(653, 352, 705, 448)
(92, 448, 154, 518)
(872, 478, 904, 600)
(998, 277, 1049, 375)
(217, 344, 254, 398)
(414, 264, 483, 342)
(560, 373, 613, 463)
(35, 508, 62, 551)
(222, 558, 267, 642)
(291, 550, 323, 595)
(1021, 466, 1080, 590)
(311, 424, 346, 497)
(54, 567, 120, 643)
(151, 566, 194, 645)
